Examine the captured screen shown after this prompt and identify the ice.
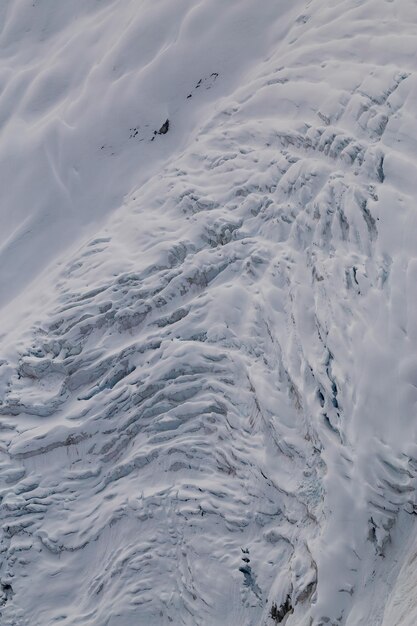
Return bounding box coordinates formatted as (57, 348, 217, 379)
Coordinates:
(1, 1, 417, 625)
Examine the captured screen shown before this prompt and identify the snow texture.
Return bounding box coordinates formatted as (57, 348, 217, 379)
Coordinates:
(1, 1, 417, 625)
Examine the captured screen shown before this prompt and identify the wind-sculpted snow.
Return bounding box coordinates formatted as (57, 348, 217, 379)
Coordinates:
(1, 1, 417, 625)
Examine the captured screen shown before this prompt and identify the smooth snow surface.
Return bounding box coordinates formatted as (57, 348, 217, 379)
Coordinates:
(1, 1, 417, 625)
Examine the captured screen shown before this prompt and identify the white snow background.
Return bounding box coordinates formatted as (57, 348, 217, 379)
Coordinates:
(1, 1, 417, 625)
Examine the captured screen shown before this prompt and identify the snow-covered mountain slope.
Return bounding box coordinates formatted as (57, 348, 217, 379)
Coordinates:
(1, 1, 417, 625)
(0, 0, 295, 307)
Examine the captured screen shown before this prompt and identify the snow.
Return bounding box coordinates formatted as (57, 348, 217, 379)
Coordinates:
(1, 1, 417, 625)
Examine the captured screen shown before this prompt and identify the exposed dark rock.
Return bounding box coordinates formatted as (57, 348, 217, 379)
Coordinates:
(158, 119, 170, 135)
(270, 595, 293, 623)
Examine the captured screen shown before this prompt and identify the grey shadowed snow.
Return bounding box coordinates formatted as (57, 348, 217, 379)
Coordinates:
(1, 1, 417, 625)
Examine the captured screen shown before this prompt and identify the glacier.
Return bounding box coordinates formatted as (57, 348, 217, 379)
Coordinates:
(1, 1, 417, 625)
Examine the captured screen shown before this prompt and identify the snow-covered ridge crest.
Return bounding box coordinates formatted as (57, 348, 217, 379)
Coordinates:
(1, 1, 417, 625)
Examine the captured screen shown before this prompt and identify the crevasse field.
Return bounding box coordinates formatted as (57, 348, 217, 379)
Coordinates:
(0, 1, 417, 624)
